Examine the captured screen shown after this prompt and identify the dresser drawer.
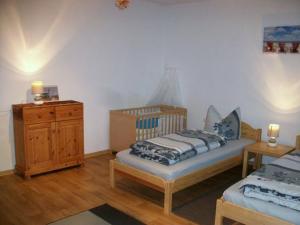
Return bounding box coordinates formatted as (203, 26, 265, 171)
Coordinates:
(23, 107, 55, 124)
(56, 104, 83, 121)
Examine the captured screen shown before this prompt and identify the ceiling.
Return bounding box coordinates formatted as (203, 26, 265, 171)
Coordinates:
(146, 0, 203, 5)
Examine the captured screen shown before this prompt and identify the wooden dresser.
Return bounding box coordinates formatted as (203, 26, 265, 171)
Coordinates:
(12, 100, 84, 178)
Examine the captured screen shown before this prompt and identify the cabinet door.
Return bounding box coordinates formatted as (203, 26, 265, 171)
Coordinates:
(25, 122, 56, 171)
(56, 120, 84, 164)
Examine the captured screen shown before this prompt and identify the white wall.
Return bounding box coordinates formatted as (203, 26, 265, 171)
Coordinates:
(1, 0, 300, 171)
(163, 0, 300, 145)
(0, 0, 165, 171)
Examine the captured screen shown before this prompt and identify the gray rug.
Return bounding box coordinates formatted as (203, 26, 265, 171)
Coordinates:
(50, 211, 110, 225)
(49, 204, 144, 225)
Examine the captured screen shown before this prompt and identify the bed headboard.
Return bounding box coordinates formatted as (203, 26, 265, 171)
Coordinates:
(241, 122, 262, 142)
(296, 135, 300, 149)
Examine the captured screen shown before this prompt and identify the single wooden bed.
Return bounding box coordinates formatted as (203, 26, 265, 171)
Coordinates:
(110, 122, 262, 215)
(214, 135, 300, 225)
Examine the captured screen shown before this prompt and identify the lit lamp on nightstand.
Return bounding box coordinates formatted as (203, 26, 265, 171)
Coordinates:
(31, 81, 44, 105)
(267, 124, 280, 147)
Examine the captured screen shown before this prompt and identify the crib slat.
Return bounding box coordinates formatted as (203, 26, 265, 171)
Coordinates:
(179, 114, 182, 130)
(164, 115, 168, 136)
(154, 117, 157, 138)
(159, 116, 162, 137)
(184, 112, 187, 129)
(154, 118, 157, 137)
(173, 114, 175, 133)
(151, 117, 154, 139)
(169, 114, 172, 134)
(151, 117, 153, 139)
(177, 115, 182, 131)
(177, 114, 180, 132)
(146, 117, 149, 140)
(174, 115, 177, 132)
(175, 113, 178, 132)
(170, 114, 173, 133)
(165, 115, 168, 135)
(142, 116, 145, 140)
(174, 114, 177, 132)
(137, 116, 141, 141)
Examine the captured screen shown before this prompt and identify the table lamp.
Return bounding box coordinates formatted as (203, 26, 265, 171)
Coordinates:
(31, 81, 44, 105)
(267, 124, 280, 147)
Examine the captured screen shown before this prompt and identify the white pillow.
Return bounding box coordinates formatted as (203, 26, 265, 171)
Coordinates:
(204, 105, 222, 133)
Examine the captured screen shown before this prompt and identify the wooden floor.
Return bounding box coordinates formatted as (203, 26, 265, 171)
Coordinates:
(0, 154, 196, 225)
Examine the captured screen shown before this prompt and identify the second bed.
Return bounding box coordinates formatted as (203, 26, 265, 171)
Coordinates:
(214, 136, 300, 225)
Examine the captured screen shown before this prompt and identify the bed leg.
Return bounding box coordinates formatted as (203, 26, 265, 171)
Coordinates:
(110, 160, 115, 188)
(242, 150, 249, 178)
(164, 182, 173, 215)
(215, 199, 224, 225)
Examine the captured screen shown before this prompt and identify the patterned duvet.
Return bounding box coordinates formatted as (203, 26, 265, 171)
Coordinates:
(130, 130, 226, 166)
(240, 150, 300, 211)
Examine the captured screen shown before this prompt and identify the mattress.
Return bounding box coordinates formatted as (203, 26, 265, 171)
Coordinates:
(223, 181, 300, 225)
(116, 138, 255, 180)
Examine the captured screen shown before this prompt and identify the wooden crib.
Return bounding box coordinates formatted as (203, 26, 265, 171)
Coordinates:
(110, 105, 187, 152)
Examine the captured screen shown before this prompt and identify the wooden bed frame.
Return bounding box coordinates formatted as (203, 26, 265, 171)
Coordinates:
(110, 122, 262, 215)
(214, 135, 300, 225)
(215, 198, 294, 225)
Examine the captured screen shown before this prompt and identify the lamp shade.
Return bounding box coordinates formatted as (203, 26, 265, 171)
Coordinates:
(31, 81, 44, 94)
(267, 124, 280, 138)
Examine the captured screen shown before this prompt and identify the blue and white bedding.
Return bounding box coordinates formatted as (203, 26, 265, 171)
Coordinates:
(130, 130, 226, 165)
(240, 150, 300, 211)
(224, 180, 300, 225)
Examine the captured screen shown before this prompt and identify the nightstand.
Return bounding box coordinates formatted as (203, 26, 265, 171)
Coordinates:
(242, 142, 294, 178)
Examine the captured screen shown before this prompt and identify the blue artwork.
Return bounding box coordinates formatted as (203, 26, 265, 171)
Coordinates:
(263, 25, 300, 53)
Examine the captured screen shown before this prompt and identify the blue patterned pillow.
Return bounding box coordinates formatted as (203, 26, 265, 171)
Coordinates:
(214, 108, 241, 140)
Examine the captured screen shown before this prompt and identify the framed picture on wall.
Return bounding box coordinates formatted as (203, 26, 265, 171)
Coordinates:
(263, 25, 300, 53)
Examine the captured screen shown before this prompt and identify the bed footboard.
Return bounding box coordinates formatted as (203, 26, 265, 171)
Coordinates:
(109, 159, 175, 215)
(296, 135, 300, 149)
(215, 198, 294, 225)
(110, 154, 242, 215)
